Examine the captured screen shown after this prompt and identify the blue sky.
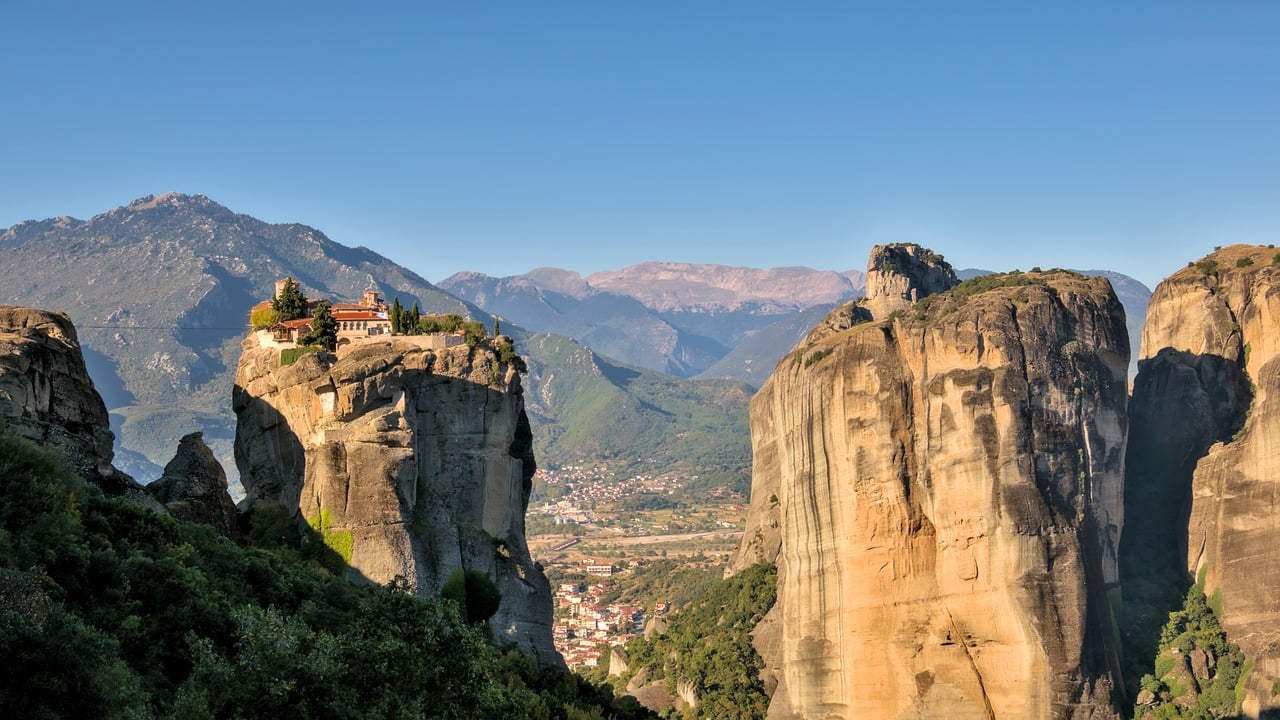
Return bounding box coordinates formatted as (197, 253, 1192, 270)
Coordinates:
(2, 2, 1276, 289)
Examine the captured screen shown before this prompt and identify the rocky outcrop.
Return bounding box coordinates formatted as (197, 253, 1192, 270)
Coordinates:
(0, 306, 157, 507)
(862, 243, 958, 318)
(233, 334, 560, 667)
(1129, 245, 1280, 716)
(732, 248, 1128, 719)
(147, 432, 237, 535)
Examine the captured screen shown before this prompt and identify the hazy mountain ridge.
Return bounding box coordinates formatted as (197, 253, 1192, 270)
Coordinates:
(441, 264, 869, 383)
(0, 194, 755, 493)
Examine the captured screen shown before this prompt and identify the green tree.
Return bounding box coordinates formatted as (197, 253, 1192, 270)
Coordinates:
(464, 320, 487, 347)
(441, 568, 502, 625)
(271, 277, 309, 321)
(250, 305, 278, 330)
(407, 302, 421, 335)
(390, 296, 404, 334)
(300, 301, 337, 350)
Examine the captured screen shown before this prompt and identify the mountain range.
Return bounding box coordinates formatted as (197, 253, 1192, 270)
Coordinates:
(439, 264, 866, 381)
(0, 194, 753, 492)
(0, 193, 1151, 499)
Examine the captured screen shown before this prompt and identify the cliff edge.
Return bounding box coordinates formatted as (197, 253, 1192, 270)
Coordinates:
(233, 333, 561, 667)
(733, 245, 1128, 719)
(1127, 245, 1280, 717)
(0, 306, 158, 507)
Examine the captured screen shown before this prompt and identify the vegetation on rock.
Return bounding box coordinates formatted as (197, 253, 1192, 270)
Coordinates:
(605, 563, 776, 719)
(1135, 575, 1246, 719)
(280, 345, 319, 367)
(441, 568, 503, 626)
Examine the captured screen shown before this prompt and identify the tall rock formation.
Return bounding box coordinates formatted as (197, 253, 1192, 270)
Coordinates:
(233, 333, 561, 667)
(0, 306, 158, 507)
(733, 245, 1128, 719)
(1127, 245, 1280, 717)
(147, 431, 239, 536)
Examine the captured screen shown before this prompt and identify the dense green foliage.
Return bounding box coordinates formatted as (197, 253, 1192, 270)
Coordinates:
(390, 296, 405, 334)
(249, 305, 278, 330)
(300, 300, 338, 350)
(440, 568, 503, 625)
(610, 564, 776, 719)
(0, 427, 651, 719)
(280, 345, 319, 366)
(271, 277, 309, 321)
(1135, 577, 1246, 719)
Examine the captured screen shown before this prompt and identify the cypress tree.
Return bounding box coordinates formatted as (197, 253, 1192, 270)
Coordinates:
(408, 303, 421, 335)
(390, 297, 403, 334)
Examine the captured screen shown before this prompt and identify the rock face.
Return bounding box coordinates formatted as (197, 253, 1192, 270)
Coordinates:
(233, 334, 560, 667)
(732, 247, 1128, 719)
(147, 432, 238, 536)
(1129, 245, 1280, 716)
(0, 306, 156, 506)
(862, 243, 959, 318)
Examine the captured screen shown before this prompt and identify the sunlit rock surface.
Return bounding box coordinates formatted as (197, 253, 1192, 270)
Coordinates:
(234, 334, 561, 667)
(733, 246, 1127, 719)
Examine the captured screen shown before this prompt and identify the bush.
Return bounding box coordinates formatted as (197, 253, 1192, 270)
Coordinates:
(441, 568, 502, 625)
(280, 346, 318, 366)
(1195, 260, 1219, 276)
(1237, 257, 1255, 268)
(250, 306, 278, 330)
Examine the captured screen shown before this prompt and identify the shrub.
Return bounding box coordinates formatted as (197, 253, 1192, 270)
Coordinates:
(1195, 260, 1219, 276)
(1237, 257, 1255, 268)
(280, 346, 318, 366)
(441, 568, 502, 625)
(947, 272, 1045, 307)
(250, 306, 278, 330)
(804, 348, 833, 367)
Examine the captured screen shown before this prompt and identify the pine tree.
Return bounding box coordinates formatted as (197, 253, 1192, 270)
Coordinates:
(300, 301, 337, 350)
(272, 278, 308, 321)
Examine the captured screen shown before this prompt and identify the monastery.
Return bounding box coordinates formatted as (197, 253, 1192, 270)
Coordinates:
(250, 279, 465, 353)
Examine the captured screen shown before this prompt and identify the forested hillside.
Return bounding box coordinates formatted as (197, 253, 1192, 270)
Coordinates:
(0, 426, 651, 720)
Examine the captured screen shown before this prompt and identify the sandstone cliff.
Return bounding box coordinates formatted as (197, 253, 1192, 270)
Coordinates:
(233, 334, 560, 667)
(0, 306, 158, 507)
(1128, 245, 1280, 717)
(733, 246, 1128, 719)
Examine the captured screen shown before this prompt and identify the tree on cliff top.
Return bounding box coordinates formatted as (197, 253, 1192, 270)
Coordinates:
(300, 301, 337, 350)
(390, 296, 404, 334)
(272, 277, 308, 322)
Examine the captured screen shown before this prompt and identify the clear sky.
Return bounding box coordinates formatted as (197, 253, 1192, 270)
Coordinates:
(2, 2, 1277, 289)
